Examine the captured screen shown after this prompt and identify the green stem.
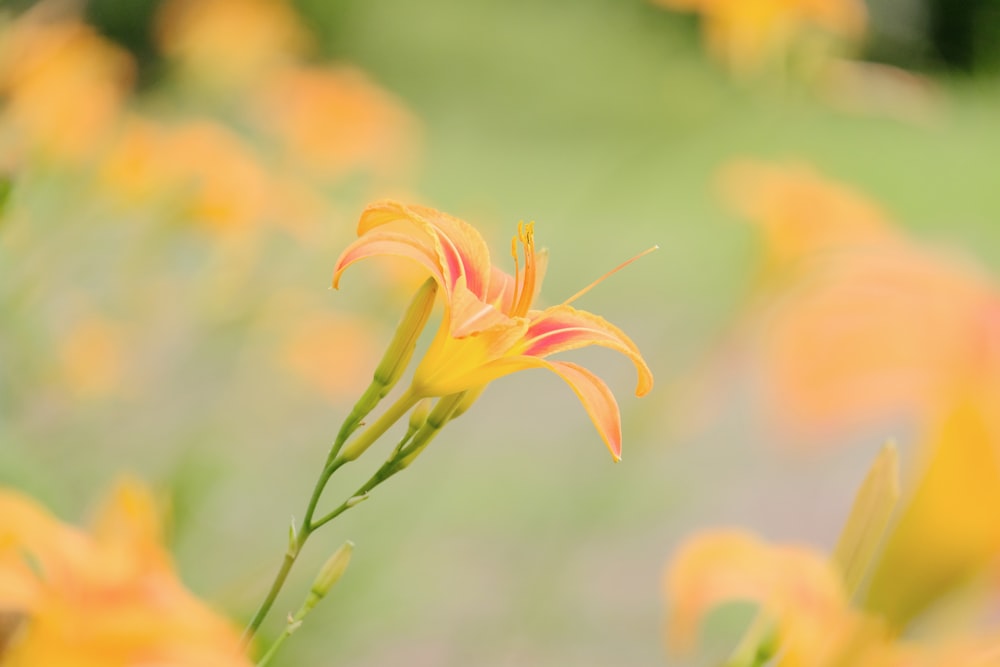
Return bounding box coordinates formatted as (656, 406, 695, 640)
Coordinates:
(240, 535, 304, 649)
(310, 460, 401, 531)
(334, 389, 421, 463)
(240, 390, 420, 649)
(255, 599, 309, 667)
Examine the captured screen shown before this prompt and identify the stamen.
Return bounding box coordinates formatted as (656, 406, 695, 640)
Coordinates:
(563, 245, 659, 306)
(513, 222, 537, 316)
(510, 235, 521, 312)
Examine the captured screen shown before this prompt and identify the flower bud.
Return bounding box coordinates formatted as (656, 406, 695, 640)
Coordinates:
(397, 392, 466, 469)
(305, 541, 354, 611)
(407, 398, 434, 433)
(373, 278, 438, 391)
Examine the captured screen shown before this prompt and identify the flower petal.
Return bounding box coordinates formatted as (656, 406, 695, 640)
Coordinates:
(522, 304, 653, 396)
(537, 359, 624, 460)
(357, 200, 493, 298)
(442, 355, 624, 459)
(664, 529, 850, 660)
(332, 229, 444, 289)
(450, 275, 516, 338)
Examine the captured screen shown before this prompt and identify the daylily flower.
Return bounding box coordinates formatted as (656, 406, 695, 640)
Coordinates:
(333, 201, 653, 460)
(665, 529, 1000, 667)
(0, 478, 252, 667)
(713, 161, 1000, 440)
(865, 389, 1000, 630)
(652, 0, 866, 76)
(0, 7, 133, 164)
(663, 445, 1000, 667)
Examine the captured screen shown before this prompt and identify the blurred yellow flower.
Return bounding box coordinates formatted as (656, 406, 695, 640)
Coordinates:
(0, 479, 251, 667)
(333, 201, 654, 460)
(99, 116, 327, 241)
(99, 117, 291, 236)
(665, 529, 868, 666)
(664, 446, 1000, 666)
(252, 65, 418, 181)
(866, 390, 1000, 629)
(57, 315, 125, 399)
(716, 160, 1000, 634)
(665, 529, 1000, 667)
(653, 0, 866, 75)
(0, 8, 133, 163)
(155, 0, 310, 88)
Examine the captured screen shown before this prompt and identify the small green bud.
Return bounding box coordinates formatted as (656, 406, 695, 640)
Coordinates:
(305, 541, 354, 610)
(398, 392, 466, 469)
(345, 494, 368, 508)
(450, 386, 484, 420)
(287, 518, 298, 556)
(408, 398, 434, 433)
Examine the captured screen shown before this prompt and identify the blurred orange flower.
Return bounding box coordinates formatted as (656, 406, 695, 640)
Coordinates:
(664, 446, 1000, 666)
(665, 529, 1000, 667)
(100, 117, 325, 240)
(333, 201, 654, 460)
(723, 161, 1000, 439)
(653, 0, 866, 74)
(252, 65, 418, 181)
(720, 160, 895, 274)
(0, 479, 251, 667)
(155, 0, 310, 88)
(665, 529, 868, 666)
(0, 8, 133, 163)
(717, 160, 1000, 632)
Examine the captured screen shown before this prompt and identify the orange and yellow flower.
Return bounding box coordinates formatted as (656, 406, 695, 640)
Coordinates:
(333, 201, 653, 460)
(713, 160, 1000, 632)
(653, 0, 866, 75)
(663, 446, 1000, 667)
(0, 8, 133, 164)
(720, 161, 1000, 439)
(0, 478, 251, 667)
(154, 0, 310, 89)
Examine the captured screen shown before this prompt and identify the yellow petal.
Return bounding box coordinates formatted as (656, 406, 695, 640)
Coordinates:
(832, 442, 900, 598)
(865, 392, 1000, 628)
(664, 529, 849, 661)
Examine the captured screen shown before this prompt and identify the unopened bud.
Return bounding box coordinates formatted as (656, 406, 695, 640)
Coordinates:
(408, 398, 434, 433)
(334, 279, 439, 448)
(287, 518, 298, 556)
(305, 541, 354, 610)
(373, 278, 438, 391)
(450, 386, 484, 420)
(398, 392, 466, 469)
(345, 494, 368, 508)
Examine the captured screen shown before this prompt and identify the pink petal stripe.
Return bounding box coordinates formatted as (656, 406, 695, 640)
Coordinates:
(356, 201, 493, 300)
(447, 355, 624, 459)
(537, 359, 624, 460)
(522, 305, 654, 396)
(332, 230, 444, 288)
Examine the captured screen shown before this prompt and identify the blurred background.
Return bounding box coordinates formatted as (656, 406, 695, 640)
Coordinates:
(2, 0, 1000, 665)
